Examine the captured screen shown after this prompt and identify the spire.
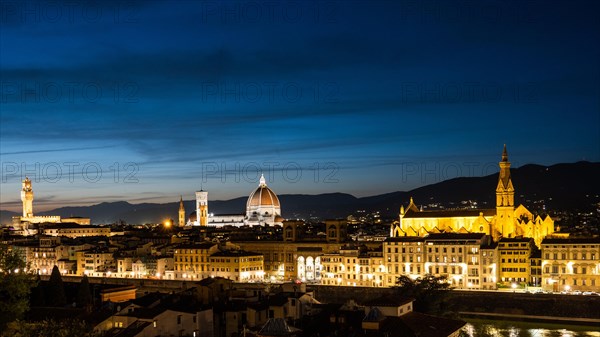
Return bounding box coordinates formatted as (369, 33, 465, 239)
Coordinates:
(502, 144, 508, 162)
(406, 197, 419, 213)
(259, 173, 266, 187)
(179, 195, 184, 209)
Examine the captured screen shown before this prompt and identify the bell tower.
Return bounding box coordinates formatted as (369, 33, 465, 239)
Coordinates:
(21, 177, 34, 218)
(178, 196, 185, 227)
(495, 145, 515, 238)
(195, 190, 208, 226)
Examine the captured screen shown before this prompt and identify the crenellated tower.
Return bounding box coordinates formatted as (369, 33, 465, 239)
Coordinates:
(21, 177, 34, 218)
(495, 145, 515, 238)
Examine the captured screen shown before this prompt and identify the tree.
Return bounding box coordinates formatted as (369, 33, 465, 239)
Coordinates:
(0, 245, 36, 330)
(30, 274, 46, 307)
(77, 275, 93, 310)
(4, 319, 106, 337)
(47, 265, 67, 307)
(394, 274, 453, 314)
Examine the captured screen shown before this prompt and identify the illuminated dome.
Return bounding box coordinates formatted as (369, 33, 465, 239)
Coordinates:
(246, 174, 282, 224)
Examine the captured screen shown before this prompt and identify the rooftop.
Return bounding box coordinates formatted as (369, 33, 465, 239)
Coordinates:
(403, 208, 496, 219)
(175, 242, 218, 250)
(425, 233, 487, 241)
(210, 250, 262, 257)
(361, 296, 414, 308)
(542, 237, 600, 245)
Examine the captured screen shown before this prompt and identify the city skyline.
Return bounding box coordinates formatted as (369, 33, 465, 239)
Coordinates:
(1, 1, 599, 211)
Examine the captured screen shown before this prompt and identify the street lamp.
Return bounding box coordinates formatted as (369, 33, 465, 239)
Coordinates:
(511, 283, 517, 292)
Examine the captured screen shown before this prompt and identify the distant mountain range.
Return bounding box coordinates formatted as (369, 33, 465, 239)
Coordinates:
(1, 162, 598, 225)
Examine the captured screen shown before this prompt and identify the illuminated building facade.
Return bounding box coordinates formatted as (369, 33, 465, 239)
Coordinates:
(234, 219, 349, 282)
(172, 242, 219, 280)
(76, 248, 117, 276)
(208, 250, 264, 282)
(497, 238, 534, 285)
(541, 238, 600, 292)
(391, 146, 555, 247)
(12, 238, 94, 276)
(320, 247, 387, 287)
(381, 233, 498, 289)
(43, 224, 111, 238)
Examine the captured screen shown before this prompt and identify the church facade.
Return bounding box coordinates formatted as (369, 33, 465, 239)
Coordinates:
(390, 146, 555, 247)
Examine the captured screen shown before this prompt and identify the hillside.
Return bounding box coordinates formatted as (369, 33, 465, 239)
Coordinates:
(1, 162, 598, 225)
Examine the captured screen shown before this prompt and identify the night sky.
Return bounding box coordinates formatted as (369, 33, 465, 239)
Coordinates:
(1, 1, 599, 211)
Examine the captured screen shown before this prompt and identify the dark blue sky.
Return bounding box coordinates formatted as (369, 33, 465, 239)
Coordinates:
(1, 0, 599, 211)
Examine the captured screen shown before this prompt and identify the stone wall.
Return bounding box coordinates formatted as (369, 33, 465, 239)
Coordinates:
(309, 285, 600, 319)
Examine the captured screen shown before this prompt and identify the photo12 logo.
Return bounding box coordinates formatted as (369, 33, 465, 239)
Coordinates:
(400, 161, 508, 185)
(199, 81, 339, 104)
(0, 81, 139, 104)
(201, 161, 339, 184)
(1, 162, 139, 184)
(198, 1, 338, 24)
(0, 1, 139, 25)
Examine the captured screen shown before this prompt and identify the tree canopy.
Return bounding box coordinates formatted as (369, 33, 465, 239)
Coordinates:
(0, 245, 36, 330)
(77, 275, 93, 309)
(4, 319, 105, 337)
(394, 274, 453, 314)
(47, 265, 67, 307)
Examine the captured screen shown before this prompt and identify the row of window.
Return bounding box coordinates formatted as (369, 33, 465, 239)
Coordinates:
(501, 268, 527, 272)
(544, 245, 599, 249)
(500, 251, 528, 255)
(500, 243, 528, 248)
(501, 258, 527, 263)
(176, 256, 206, 263)
(545, 266, 593, 274)
(263, 253, 293, 262)
(544, 253, 597, 260)
(545, 279, 597, 286)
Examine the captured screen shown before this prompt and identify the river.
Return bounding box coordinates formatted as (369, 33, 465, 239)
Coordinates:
(461, 319, 600, 336)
